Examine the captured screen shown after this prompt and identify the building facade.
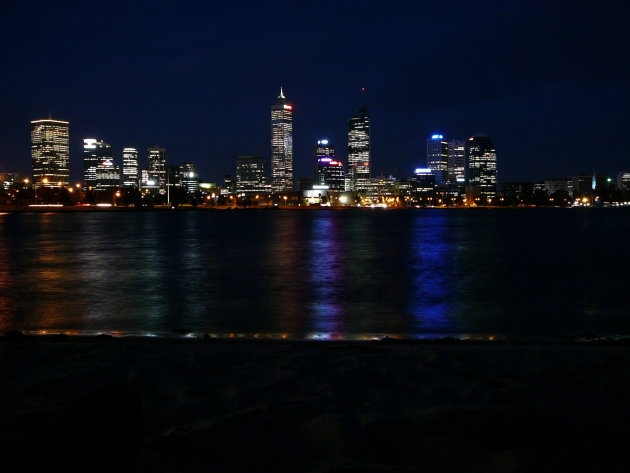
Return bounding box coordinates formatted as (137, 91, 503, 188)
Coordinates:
(271, 88, 293, 192)
(31, 118, 70, 187)
(347, 104, 370, 191)
(180, 163, 199, 194)
(467, 134, 497, 201)
(83, 139, 114, 188)
(148, 147, 167, 194)
(122, 147, 139, 187)
(427, 134, 448, 185)
(236, 155, 268, 194)
(447, 139, 466, 184)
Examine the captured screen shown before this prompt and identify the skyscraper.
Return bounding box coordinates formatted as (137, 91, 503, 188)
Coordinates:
(347, 104, 370, 191)
(314, 139, 335, 178)
(83, 139, 112, 188)
(427, 134, 448, 185)
(148, 147, 167, 194)
(122, 147, 140, 187)
(180, 162, 198, 194)
(31, 118, 70, 187)
(236, 155, 267, 194)
(447, 139, 466, 184)
(467, 134, 497, 201)
(270, 88, 293, 192)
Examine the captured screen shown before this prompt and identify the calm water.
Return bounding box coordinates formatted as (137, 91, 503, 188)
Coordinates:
(1, 209, 629, 339)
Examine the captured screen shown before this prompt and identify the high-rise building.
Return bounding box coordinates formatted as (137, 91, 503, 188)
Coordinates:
(271, 88, 293, 192)
(316, 158, 345, 191)
(467, 134, 497, 201)
(347, 104, 370, 191)
(314, 139, 335, 179)
(447, 139, 466, 184)
(236, 155, 268, 194)
(95, 157, 121, 190)
(148, 147, 167, 194)
(427, 134, 448, 185)
(31, 118, 70, 187)
(617, 172, 630, 193)
(411, 168, 436, 195)
(83, 139, 113, 188)
(122, 148, 139, 187)
(180, 162, 198, 194)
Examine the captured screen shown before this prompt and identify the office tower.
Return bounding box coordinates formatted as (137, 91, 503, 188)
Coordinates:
(347, 104, 370, 191)
(270, 88, 293, 192)
(617, 172, 630, 193)
(179, 163, 198, 194)
(314, 139, 335, 179)
(447, 139, 466, 184)
(427, 134, 448, 185)
(236, 155, 267, 194)
(31, 118, 70, 187)
(122, 148, 139, 187)
(83, 139, 114, 188)
(544, 178, 573, 197)
(95, 157, 121, 190)
(411, 168, 436, 195)
(223, 175, 235, 194)
(316, 158, 345, 190)
(148, 147, 167, 194)
(467, 134, 497, 201)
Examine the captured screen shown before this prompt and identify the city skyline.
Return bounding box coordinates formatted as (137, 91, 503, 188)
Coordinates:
(0, 2, 627, 184)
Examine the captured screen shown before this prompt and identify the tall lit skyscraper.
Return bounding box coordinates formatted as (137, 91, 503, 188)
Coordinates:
(467, 134, 497, 201)
(83, 139, 112, 188)
(148, 147, 167, 194)
(122, 147, 139, 187)
(31, 118, 70, 187)
(347, 103, 370, 191)
(271, 88, 293, 192)
(447, 139, 466, 184)
(427, 134, 448, 185)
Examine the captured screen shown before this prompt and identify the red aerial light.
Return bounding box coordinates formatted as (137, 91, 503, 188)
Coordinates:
(283, 104, 292, 110)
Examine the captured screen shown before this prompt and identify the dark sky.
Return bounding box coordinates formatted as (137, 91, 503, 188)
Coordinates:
(0, 0, 628, 184)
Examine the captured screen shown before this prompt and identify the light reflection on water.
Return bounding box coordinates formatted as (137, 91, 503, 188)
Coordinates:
(1, 209, 630, 338)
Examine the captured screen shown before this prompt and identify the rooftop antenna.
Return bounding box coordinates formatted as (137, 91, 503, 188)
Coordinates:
(279, 87, 285, 99)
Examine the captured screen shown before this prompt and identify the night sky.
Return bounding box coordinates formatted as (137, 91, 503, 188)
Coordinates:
(0, 0, 628, 185)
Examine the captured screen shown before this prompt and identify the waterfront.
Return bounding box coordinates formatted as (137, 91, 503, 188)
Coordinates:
(1, 208, 629, 339)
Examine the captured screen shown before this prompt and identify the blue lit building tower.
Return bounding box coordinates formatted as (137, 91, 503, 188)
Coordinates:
(271, 88, 293, 192)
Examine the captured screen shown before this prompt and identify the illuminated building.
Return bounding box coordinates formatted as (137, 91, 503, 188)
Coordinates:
(314, 140, 345, 190)
(447, 139, 466, 184)
(148, 147, 167, 194)
(236, 155, 268, 194)
(122, 148, 139, 187)
(427, 134, 448, 185)
(95, 158, 121, 190)
(544, 178, 573, 197)
(617, 172, 630, 193)
(0, 173, 24, 190)
(271, 88, 293, 192)
(347, 104, 370, 191)
(314, 139, 334, 178)
(223, 175, 235, 194)
(316, 158, 345, 191)
(180, 163, 198, 193)
(467, 134, 497, 201)
(410, 168, 436, 195)
(31, 118, 70, 187)
(83, 139, 116, 189)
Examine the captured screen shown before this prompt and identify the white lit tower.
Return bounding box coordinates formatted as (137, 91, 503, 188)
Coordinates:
(122, 147, 140, 187)
(31, 118, 70, 187)
(347, 91, 370, 191)
(148, 146, 167, 194)
(270, 88, 293, 192)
